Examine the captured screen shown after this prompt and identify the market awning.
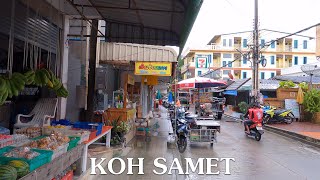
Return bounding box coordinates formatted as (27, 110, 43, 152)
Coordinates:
(224, 78, 251, 96)
(99, 42, 177, 63)
(224, 90, 238, 96)
(51, 0, 203, 55)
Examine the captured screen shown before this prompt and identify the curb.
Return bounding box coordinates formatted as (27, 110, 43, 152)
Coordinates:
(264, 125, 320, 149)
(223, 114, 242, 122)
(224, 114, 320, 148)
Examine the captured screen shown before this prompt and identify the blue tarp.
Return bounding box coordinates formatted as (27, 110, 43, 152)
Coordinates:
(224, 90, 238, 96)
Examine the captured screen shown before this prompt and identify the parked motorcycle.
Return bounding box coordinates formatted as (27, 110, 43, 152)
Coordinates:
(263, 108, 295, 124)
(176, 118, 188, 153)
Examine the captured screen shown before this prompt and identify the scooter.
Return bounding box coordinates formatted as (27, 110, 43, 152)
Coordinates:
(263, 108, 295, 124)
(244, 120, 264, 141)
(176, 118, 188, 153)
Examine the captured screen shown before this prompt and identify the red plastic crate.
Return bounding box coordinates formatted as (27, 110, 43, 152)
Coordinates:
(61, 171, 73, 180)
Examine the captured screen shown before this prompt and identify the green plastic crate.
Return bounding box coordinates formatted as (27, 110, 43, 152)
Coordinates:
(67, 136, 80, 151)
(0, 146, 53, 171)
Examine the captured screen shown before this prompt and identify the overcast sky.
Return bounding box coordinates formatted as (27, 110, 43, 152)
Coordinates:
(178, 0, 320, 54)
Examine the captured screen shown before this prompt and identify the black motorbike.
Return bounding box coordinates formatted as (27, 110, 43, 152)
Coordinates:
(176, 118, 188, 153)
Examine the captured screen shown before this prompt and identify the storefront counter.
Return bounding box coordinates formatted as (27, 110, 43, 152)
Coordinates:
(104, 108, 136, 122)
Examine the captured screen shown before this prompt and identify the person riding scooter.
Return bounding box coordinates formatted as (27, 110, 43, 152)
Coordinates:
(244, 102, 263, 134)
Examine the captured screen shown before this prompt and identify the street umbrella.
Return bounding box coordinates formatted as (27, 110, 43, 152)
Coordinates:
(168, 91, 173, 103)
(173, 77, 226, 89)
(297, 87, 304, 104)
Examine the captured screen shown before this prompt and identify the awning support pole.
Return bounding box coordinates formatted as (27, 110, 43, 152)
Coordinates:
(86, 19, 98, 121)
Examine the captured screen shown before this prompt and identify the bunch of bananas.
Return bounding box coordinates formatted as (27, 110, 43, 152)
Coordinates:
(0, 73, 26, 105)
(0, 69, 69, 105)
(33, 69, 54, 88)
(24, 70, 35, 85)
(47, 70, 69, 98)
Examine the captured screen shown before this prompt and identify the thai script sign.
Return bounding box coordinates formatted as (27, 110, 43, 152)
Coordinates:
(134, 62, 172, 76)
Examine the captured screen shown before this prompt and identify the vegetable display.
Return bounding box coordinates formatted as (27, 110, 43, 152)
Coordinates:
(0, 165, 18, 180)
(7, 160, 30, 178)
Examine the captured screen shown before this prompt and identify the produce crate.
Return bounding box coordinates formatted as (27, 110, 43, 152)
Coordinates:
(0, 146, 53, 171)
(51, 143, 69, 160)
(67, 136, 80, 151)
(29, 136, 69, 160)
(0, 135, 14, 148)
(58, 129, 90, 144)
(61, 170, 73, 180)
(72, 122, 103, 136)
(51, 119, 71, 126)
(42, 126, 72, 135)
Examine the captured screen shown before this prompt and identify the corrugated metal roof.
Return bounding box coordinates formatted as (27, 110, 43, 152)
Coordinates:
(239, 79, 281, 90)
(59, 0, 203, 54)
(272, 75, 320, 84)
(99, 42, 177, 62)
(226, 78, 251, 90)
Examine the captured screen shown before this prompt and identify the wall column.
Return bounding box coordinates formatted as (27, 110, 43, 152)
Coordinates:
(58, 15, 70, 119)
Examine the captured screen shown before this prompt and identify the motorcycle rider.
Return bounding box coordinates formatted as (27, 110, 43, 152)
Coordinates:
(244, 102, 263, 134)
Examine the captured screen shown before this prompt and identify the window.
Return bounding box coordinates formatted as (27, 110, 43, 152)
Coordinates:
(294, 56, 298, 65)
(271, 72, 275, 78)
(223, 70, 231, 75)
(223, 54, 232, 58)
(294, 40, 298, 49)
(261, 72, 265, 79)
(198, 71, 202, 76)
(223, 61, 227, 66)
(228, 61, 232, 67)
(270, 56, 275, 65)
(243, 39, 247, 48)
(242, 72, 247, 79)
(271, 41, 275, 48)
(303, 40, 308, 49)
(229, 39, 232, 47)
(303, 57, 307, 64)
(261, 39, 265, 48)
(223, 39, 226, 46)
(243, 55, 247, 64)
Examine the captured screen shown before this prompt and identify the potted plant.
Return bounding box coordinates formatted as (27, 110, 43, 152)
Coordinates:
(303, 89, 320, 123)
(279, 81, 296, 88)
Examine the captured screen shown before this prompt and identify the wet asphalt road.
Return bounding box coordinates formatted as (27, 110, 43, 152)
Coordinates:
(94, 117, 320, 180)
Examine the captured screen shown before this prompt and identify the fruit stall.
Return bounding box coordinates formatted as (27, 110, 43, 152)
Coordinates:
(0, 121, 112, 180)
(0, 68, 112, 179)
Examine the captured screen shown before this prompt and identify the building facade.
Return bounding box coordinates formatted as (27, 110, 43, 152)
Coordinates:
(181, 30, 316, 80)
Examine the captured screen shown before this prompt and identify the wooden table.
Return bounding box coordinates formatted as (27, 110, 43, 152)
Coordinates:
(81, 126, 112, 173)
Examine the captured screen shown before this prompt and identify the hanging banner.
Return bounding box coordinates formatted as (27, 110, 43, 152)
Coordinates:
(196, 55, 209, 68)
(135, 62, 172, 76)
(127, 74, 135, 85)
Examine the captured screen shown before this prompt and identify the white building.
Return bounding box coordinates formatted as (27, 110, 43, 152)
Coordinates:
(181, 30, 317, 80)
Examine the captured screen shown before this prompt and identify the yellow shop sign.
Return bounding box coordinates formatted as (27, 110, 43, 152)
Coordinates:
(134, 62, 172, 76)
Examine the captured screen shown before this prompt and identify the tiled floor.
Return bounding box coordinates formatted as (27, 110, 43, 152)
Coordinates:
(270, 122, 320, 140)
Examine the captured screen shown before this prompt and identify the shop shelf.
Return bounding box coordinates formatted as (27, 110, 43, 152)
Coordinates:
(0, 146, 53, 171)
(72, 122, 103, 136)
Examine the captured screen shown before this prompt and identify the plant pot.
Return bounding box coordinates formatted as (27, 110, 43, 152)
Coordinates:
(312, 112, 320, 124)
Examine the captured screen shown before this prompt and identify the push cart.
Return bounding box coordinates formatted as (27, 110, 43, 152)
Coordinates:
(187, 119, 220, 146)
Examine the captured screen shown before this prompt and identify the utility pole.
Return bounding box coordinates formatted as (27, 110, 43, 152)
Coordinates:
(252, 0, 260, 103)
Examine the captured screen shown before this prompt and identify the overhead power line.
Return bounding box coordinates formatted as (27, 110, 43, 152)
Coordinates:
(264, 23, 320, 47)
